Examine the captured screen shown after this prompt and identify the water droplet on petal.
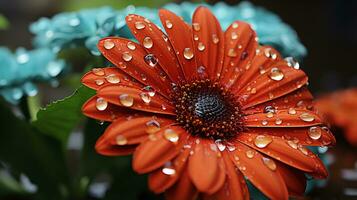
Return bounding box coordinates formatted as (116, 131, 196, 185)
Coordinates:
(232, 22, 239, 29)
(215, 139, 226, 151)
(164, 129, 179, 143)
(122, 52, 133, 62)
(119, 94, 134, 107)
(135, 21, 145, 30)
(288, 108, 297, 115)
(105, 74, 120, 84)
(264, 106, 276, 114)
(103, 40, 115, 50)
(116, 135, 127, 145)
(92, 68, 105, 76)
(254, 135, 272, 148)
(127, 42, 136, 50)
(240, 51, 248, 60)
(275, 118, 283, 125)
(298, 146, 309, 155)
(95, 79, 104, 86)
(231, 32, 238, 40)
(308, 126, 322, 140)
(285, 57, 300, 69)
(142, 86, 156, 97)
(183, 48, 194, 60)
(246, 150, 255, 158)
(197, 42, 205, 51)
(145, 119, 161, 134)
(287, 140, 298, 149)
(192, 23, 200, 31)
(144, 54, 158, 67)
(165, 20, 173, 29)
(162, 163, 176, 175)
(299, 112, 315, 122)
(140, 92, 151, 104)
(96, 97, 108, 111)
(228, 48, 237, 57)
(212, 34, 219, 44)
(161, 104, 167, 110)
(143, 37, 153, 49)
(197, 66, 206, 74)
(262, 157, 277, 171)
(269, 67, 284, 81)
(261, 120, 268, 126)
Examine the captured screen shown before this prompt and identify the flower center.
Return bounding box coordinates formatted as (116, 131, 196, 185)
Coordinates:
(172, 79, 244, 139)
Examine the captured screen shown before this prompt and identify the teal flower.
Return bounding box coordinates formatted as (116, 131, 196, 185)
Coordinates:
(0, 47, 65, 104)
(30, 2, 306, 59)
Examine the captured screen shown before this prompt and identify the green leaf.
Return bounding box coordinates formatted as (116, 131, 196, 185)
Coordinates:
(0, 101, 70, 199)
(0, 14, 8, 30)
(32, 86, 95, 144)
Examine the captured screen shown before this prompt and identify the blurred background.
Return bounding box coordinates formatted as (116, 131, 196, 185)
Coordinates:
(0, 0, 356, 199)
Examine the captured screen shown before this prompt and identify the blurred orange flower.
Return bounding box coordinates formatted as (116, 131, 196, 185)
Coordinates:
(81, 7, 335, 200)
(316, 88, 357, 145)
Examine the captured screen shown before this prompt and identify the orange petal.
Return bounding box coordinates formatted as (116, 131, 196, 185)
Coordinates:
(159, 9, 199, 80)
(97, 37, 172, 98)
(244, 87, 313, 115)
(99, 116, 174, 146)
(237, 63, 308, 109)
(82, 96, 127, 122)
(165, 168, 198, 200)
(188, 140, 226, 194)
(81, 67, 142, 90)
(148, 148, 190, 193)
(95, 138, 137, 156)
(192, 6, 224, 80)
(220, 21, 258, 87)
(246, 127, 336, 146)
(237, 133, 328, 178)
(230, 46, 282, 91)
(132, 126, 187, 174)
(276, 162, 306, 197)
(203, 151, 249, 200)
(228, 142, 289, 199)
(125, 14, 184, 83)
(97, 84, 175, 115)
(244, 109, 323, 127)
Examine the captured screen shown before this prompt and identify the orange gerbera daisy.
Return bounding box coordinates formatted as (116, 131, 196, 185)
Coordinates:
(81, 7, 335, 199)
(316, 88, 357, 145)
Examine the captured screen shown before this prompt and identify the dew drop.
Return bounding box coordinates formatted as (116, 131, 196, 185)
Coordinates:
(135, 21, 146, 30)
(105, 74, 120, 84)
(299, 113, 315, 122)
(183, 48, 194, 60)
(288, 108, 297, 115)
(285, 57, 300, 69)
(95, 79, 104, 86)
(269, 67, 284, 81)
(162, 165, 176, 175)
(119, 94, 134, 107)
(212, 34, 219, 44)
(143, 37, 153, 49)
(245, 150, 255, 158)
(161, 104, 167, 110)
(145, 119, 161, 134)
(122, 52, 133, 62)
(92, 68, 105, 76)
(275, 118, 283, 125)
(197, 42, 205, 51)
(232, 22, 239, 29)
(192, 23, 200, 31)
(228, 48, 237, 57)
(96, 97, 108, 111)
(287, 140, 298, 149)
(116, 135, 127, 145)
(261, 120, 268, 126)
(264, 106, 276, 114)
(103, 40, 115, 50)
(127, 42, 136, 50)
(240, 51, 248, 60)
(215, 139, 226, 151)
(164, 129, 179, 143)
(262, 157, 277, 171)
(254, 135, 272, 148)
(193, 35, 199, 41)
(298, 146, 309, 155)
(197, 66, 206, 74)
(231, 32, 238, 40)
(140, 92, 151, 104)
(165, 20, 173, 29)
(308, 126, 322, 140)
(144, 54, 158, 67)
(142, 86, 156, 97)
